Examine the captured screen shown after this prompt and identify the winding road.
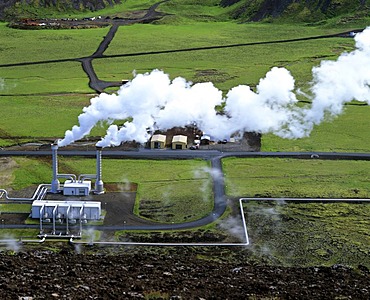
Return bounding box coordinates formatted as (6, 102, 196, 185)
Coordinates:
(0, 1, 362, 94)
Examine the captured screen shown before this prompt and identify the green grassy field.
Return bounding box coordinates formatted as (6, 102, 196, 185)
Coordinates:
(223, 157, 370, 198)
(0, 203, 31, 213)
(262, 105, 370, 152)
(0, 23, 106, 63)
(0, 95, 102, 140)
(96, 23, 352, 91)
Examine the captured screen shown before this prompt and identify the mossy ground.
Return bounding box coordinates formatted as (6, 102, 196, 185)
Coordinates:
(244, 200, 370, 268)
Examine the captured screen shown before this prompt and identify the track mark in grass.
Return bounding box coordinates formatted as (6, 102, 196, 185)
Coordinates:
(194, 69, 236, 83)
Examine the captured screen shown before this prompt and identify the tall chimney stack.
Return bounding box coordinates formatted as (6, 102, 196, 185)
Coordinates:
(94, 146, 104, 194)
(51, 143, 60, 193)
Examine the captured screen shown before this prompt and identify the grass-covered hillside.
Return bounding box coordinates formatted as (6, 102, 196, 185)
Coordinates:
(2, 0, 370, 25)
(221, 0, 370, 23)
(0, 0, 121, 20)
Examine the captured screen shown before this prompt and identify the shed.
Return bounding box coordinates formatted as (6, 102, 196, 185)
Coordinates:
(150, 134, 166, 149)
(200, 135, 211, 145)
(63, 180, 91, 196)
(172, 135, 188, 150)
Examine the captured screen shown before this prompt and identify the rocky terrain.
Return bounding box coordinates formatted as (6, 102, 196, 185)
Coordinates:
(0, 246, 369, 299)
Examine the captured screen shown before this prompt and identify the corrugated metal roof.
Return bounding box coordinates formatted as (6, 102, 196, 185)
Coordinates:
(151, 134, 166, 143)
(32, 200, 101, 208)
(172, 135, 188, 144)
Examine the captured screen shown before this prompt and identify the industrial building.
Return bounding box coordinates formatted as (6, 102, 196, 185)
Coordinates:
(31, 200, 101, 220)
(150, 134, 166, 149)
(172, 135, 188, 150)
(63, 180, 91, 196)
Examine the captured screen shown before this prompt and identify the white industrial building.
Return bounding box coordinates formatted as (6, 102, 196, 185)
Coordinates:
(32, 200, 101, 220)
(63, 180, 92, 196)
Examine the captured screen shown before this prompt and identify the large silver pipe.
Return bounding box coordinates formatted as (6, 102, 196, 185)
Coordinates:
(39, 205, 45, 234)
(57, 174, 77, 182)
(66, 206, 70, 235)
(78, 174, 96, 183)
(52, 205, 58, 235)
(51, 143, 60, 193)
(94, 147, 104, 194)
(0, 184, 50, 201)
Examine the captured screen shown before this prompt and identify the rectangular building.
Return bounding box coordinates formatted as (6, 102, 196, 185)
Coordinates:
(63, 180, 91, 196)
(150, 134, 166, 149)
(31, 200, 101, 220)
(172, 135, 188, 150)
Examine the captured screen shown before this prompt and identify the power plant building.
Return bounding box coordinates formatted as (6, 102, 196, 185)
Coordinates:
(31, 200, 101, 220)
(172, 135, 188, 150)
(150, 134, 166, 149)
(63, 180, 91, 196)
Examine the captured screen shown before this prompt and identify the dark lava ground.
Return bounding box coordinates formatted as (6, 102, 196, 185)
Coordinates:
(0, 246, 369, 299)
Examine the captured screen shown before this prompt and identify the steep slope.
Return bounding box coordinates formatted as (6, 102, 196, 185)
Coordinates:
(221, 0, 369, 22)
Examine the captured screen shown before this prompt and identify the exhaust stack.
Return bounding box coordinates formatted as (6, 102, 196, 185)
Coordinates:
(51, 143, 60, 193)
(94, 146, 104, 194)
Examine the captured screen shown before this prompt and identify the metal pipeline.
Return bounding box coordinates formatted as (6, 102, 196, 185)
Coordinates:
(78, 174, 96, 182)
(57, 174, 77, 182)
(0, 239, 20, 245)
(0, 184, 50, 202)
(0, 235, 46, 246)
(69, 197, 370, 247)
(19, 235, 46, 244)
(70, 199, 250, 247)
(69, 238, 249, 247)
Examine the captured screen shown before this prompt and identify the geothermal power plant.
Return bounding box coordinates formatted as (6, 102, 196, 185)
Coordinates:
(0, 143, 106, 238)
(34, 143, 105, 236)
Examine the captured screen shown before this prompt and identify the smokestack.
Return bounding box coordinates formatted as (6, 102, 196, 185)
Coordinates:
(94, 146, 104, 194)
(51, 143, 60, 193)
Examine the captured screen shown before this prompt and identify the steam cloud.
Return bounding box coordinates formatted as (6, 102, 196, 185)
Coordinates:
(58, 28, 370, 147)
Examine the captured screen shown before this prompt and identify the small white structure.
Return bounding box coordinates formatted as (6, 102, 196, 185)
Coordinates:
(63, 180, 91, 196)
(32, 200, 101, 220)
(172, 135, 188, 150)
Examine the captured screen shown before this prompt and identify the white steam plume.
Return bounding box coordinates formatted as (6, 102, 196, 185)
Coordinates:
(58, 28, 370, 148)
